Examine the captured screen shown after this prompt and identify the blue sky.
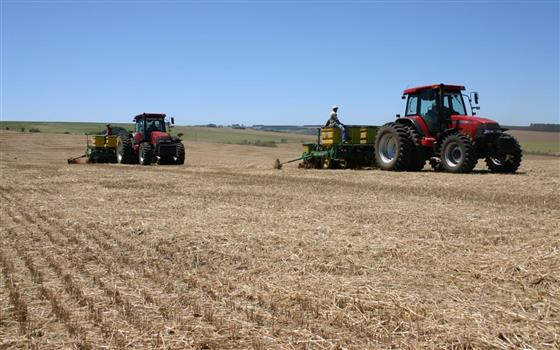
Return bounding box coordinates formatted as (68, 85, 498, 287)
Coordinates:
(1, 0, 558, 126)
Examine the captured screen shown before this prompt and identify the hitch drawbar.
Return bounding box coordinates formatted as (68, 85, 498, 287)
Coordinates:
(67, 154, 87, 164)
(274, 154, 314, 169)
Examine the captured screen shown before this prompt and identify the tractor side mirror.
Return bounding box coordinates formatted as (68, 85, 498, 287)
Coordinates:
(396, 114, 401, 118)
(471, 92, 479, 105)
(171, 117, 175, 125)
(401, 95, 406, 100)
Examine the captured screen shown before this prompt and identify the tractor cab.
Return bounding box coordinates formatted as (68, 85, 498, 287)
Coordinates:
(402, 84, 469, 135)
(133, 113, 173, 144)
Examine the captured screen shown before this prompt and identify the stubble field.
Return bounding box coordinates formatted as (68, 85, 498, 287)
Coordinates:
(0, 131, 559, 349)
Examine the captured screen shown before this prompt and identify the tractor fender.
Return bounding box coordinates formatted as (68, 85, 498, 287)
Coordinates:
(439, 127, 462, 141)
(133, 132, 143, 145)
(395, 117, 426, 137)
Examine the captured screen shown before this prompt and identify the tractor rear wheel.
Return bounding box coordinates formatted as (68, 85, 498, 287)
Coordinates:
(485, 134, 522, 173)
(117, 136, 135, 164)
(440, 133, 477, 173)
(175, 143, 185, 165)
(402, 124, 426, 171)
(374, 123, 413, 171)
(139, 142, 153, 165)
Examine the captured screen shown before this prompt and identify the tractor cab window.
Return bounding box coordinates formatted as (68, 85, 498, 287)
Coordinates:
(442, 92, 467, 115)
(405, 90, 438, 119)
(415, 90, 439, 134)
(145, 119, 166, 133)
(418, 90, 437, 117)
(406, 96, 418, 115)
(135, 121, 144, 133)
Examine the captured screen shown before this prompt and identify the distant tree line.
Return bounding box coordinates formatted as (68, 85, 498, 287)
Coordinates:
(505, 123, 560, 132)
(529, 123, 560, 132)
(193, 124, 224, 128)
(4, 126, 41, 133)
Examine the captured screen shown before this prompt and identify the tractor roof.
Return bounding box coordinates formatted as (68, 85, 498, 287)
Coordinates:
(403, 84, 465, 95)
(134, 113, 166, 121)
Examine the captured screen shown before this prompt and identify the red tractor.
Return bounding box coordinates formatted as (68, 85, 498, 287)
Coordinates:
(374, 84, 522, 173)
(117, 113, 185, 165)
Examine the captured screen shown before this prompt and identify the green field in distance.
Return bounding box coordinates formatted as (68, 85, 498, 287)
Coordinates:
(0, 121, 315, 145)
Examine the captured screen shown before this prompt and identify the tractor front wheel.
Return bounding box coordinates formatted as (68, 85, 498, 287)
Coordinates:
(117, 136, 135, 164)
(175, 143, 185, 165)
(374, 123, 413, 171)
(485, 134, 522, 173)
(440, 133, 477, 173)
(139, 142, 153, 165)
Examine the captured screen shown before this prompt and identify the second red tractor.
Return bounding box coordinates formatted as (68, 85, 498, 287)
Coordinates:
(374, 84, 522, 173)
(117, 113, 185, 166)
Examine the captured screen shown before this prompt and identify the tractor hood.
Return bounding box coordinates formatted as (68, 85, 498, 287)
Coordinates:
(450, 115, 500, 127)
(150, 131, 172, 144)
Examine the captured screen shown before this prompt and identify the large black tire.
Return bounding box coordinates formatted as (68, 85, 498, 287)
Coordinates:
(485, 133, 522, 173)
(374, 123, 413, 171)
(117, 136, 136, 164)
(440, 133, 478, 173)
(138, 142, 152, 165)
(402, 124, 426, 171)
(175, 143, 185, 165)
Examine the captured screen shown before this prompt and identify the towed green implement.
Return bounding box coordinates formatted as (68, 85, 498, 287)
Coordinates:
(275, 126, 378, 169)
(68, 135, 118, 164)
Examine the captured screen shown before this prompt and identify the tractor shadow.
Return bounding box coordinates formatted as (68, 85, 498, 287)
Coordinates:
(443, 169, 527, 175)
